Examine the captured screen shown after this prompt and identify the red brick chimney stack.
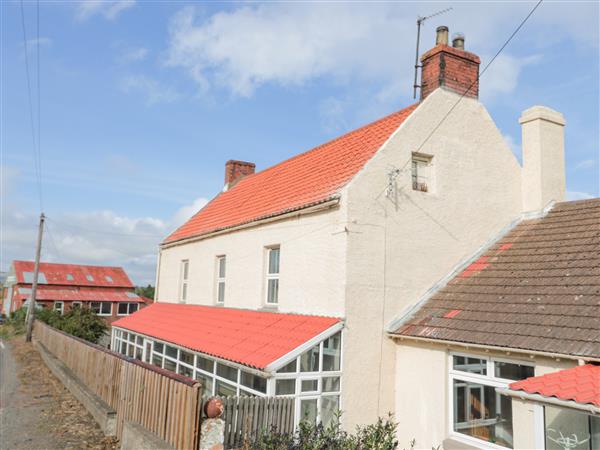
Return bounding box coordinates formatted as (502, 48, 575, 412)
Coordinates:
(420, 26, 480, 100)
(224, 160, 255, 189)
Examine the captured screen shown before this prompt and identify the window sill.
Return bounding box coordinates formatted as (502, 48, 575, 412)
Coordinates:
(444, 434, 511, 450)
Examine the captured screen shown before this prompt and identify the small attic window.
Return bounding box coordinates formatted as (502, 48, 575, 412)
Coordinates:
(86, 274, 94, 282)
(66, 274, 74, 281)
(411, 153, 433, 193)
(105, 276, 113, 283)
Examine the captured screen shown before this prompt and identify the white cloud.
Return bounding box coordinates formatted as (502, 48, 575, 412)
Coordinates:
(119, 47, 149, 63)
(318, 97, 349, 134)
(120, 75, 181, 105)
(75, 0, 135, 22)
(164, 2, 595, 107)
(575, 159, 597, 170)
(567, 191, 595, 201)
(1, 194, 209, 285)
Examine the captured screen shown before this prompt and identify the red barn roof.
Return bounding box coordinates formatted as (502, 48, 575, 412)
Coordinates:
(113, 303, 342, 370)
(14, 286, 148, 303)
(509, 364, 600, 407)
(164, 103, 418, 244)
(13, 261, 133, 288)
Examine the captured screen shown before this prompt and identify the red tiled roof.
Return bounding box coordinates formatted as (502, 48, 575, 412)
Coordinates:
(13, 261, 133, 288)
(393, 198, 600, 359)
(14, 286, 148, 303)
(164, 104, 418, 243)
(509, 364, 600, 407)
(112, 303, 341, 369)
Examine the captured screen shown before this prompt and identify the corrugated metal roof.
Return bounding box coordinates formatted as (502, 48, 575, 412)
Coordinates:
(14, 286, 148, 303)
(164, 104, 418, 244)
(509, 364, 600, 407)
(392, 198, 600, 359)
(113, 303, 341, 370)
(13, 261, 133, 288)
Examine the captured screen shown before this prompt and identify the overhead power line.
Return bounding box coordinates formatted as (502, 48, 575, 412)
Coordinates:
(19, 0, 44, 212)
(413, 0, 544, 156)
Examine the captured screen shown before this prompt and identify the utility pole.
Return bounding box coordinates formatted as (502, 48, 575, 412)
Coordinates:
(25, 212, 45, 342)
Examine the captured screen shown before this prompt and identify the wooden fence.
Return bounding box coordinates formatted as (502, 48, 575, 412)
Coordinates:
(33, 321, 203, 450)
(215, 395, 295, 449)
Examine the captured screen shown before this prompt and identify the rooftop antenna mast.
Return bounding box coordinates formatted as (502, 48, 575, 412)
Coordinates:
(413, 7, 453, 99)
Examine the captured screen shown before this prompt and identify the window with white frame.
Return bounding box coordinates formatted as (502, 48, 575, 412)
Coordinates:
(117, 302, 139, 315)
(216, 256, 226, 304)
(72, 301, 82, 308)
(266, 247, 280, 305)
(449, 353, 534, 449)
(411, 153, 433, 193)
(90, 301, 112, 316)
(111, 327, 343, 427)
(180, 259, 189, 303)
(54, 301, 64, 315)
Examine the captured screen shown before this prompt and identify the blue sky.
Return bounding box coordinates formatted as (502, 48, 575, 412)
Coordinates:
(2, 1, 599, 284)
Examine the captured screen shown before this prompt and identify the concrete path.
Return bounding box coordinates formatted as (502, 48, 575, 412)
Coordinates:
(0, 339, 62, 450)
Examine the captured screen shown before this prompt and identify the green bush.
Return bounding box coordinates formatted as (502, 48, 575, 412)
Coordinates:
(8, 305, 107, 344)
(246, 414, 404, 450)
(58, 307, 107, 343)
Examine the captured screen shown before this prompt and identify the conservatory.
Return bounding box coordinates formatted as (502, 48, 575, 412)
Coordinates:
(111, 303, 343, 427)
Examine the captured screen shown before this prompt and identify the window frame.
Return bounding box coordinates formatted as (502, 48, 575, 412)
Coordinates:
(411, 152, 433, 193)
(72, 301, 82, 309)
(215, 255, 226, 305)
(54, 301, 64, 315)
(265, 246, 280, 306)
(117, 302, 139, 316)
(447, 352, 535, 450)
(90, 301, 112, 316)
(179, 259, 189, 303)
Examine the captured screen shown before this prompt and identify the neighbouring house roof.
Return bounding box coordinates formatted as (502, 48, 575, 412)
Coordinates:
(508, 364, 600, 407)
(164, 103, 418, 244)
(13, 261, 133, 288)
(112, 303, 342, 370)
(392, 198, 600, 359)
(14, 286, 149, 303)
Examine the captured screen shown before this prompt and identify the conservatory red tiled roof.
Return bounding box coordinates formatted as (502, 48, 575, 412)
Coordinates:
(13, 260, 133, 288)
(14, 286, 148, 303)
(112, 303, 341, 369)
(164, 103, 418, 243)
(509, 364, 600, 407)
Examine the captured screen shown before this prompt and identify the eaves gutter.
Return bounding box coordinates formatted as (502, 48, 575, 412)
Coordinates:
(161, 197, 340, 250)
(496, 387, 600, 415)
(388, 333, 600, 364)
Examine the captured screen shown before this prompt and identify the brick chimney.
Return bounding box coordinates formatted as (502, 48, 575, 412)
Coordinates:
(420, 26, 480, 100)
(224, 160, 255, 190)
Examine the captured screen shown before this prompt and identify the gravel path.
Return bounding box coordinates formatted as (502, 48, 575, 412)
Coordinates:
(0, 335, 118, 450)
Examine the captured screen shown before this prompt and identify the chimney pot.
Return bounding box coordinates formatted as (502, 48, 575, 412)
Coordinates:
(452, 32, 465, 50)
(224, 160, 255, 190)
(436, 26, 449, 46)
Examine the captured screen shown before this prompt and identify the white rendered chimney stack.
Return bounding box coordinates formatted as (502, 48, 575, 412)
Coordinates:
(520, 106, 566, 214)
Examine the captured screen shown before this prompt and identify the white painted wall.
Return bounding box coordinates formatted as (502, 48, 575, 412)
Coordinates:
(394, 340, 578, 450)
(157, 208, 348, 317)
(341, 88, 523, 427)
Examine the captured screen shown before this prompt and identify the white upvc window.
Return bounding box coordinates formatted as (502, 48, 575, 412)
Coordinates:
(117, 302, 139, 316)
(411, 152, 433, 193)
(72, 301, 82, 309)
(179, 259, 189, 303)
(448, 352, 535, 449)
(54, 301, 64, 315)
(265, 246, 280, 305)
(216, 256, 226, 304)
(90, 301, 112, 316)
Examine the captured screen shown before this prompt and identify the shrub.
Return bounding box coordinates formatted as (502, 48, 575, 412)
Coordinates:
(245, 414, 404, 450)
(58, 307, 107, 343)
(8, 306, 107, 344)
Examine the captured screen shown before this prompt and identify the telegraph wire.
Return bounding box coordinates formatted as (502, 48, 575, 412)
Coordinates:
(19, 0, 43, 212)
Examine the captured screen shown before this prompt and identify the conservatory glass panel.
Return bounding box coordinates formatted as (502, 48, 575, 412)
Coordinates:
(300, 399, 318, 424)
(275, 379, 295, 396)
(216, 363, 238, 383)
(322, 332, 341, 371)
(321, 396, 340, 428)
(300, 345, 320, 372)
(240, 371, 267, 393)
(322, 377, 340, 393)
(216, 380, 236, 397)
